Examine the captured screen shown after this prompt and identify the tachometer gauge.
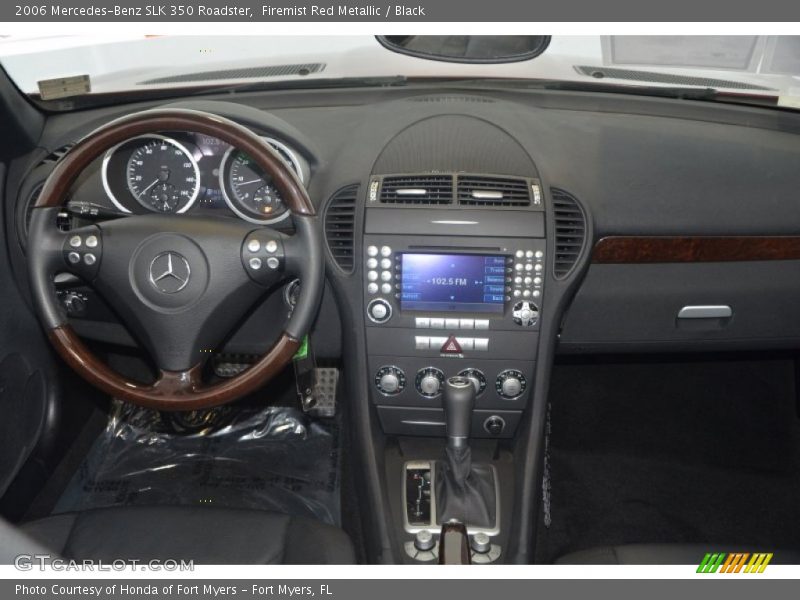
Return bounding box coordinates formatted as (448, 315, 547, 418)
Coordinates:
(220, 138, 303, 224)
(228, 153, 286, 219)
(125, 136, 200, 213)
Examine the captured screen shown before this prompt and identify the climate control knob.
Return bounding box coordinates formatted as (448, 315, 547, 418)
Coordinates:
(496, 369, 527, 399)
(375, 366, 406, 395)
(367, 298, 392, 323)
(457, 368, 486, 396)
(415, 367, 445, 398)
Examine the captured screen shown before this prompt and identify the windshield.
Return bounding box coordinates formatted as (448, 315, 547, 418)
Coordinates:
(1, 35, 798, 108)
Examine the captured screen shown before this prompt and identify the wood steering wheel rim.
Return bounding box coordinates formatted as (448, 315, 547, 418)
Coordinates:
(28, 109, 321, 411)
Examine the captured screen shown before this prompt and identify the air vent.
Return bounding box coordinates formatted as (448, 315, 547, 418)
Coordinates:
(551, 188, 587, 279)
(140, 63, 325, 85)
(324, 185, 359, 273)
(379, 175, 453, 204)
(409, 95, 494, 104)
(39, 143, 74, 167)
(457, 175, 531, 206)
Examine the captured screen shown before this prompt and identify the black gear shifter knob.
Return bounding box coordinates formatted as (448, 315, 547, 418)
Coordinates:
(443, 375, 476, 449)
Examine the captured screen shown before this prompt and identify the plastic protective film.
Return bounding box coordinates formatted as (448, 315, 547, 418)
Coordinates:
(55, 401, 340, 525)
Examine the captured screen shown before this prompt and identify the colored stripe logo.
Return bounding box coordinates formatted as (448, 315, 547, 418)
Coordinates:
(697, 552, 773, 573)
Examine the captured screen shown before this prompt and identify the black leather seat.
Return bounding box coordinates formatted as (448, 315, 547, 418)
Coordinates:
(556, 544, 800, 565)
(19, 506, 355, 564)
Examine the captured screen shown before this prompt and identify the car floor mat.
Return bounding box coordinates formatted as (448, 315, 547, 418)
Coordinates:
(54, 400, 341, 526)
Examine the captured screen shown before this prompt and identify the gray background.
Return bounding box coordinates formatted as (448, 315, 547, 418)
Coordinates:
(1, 0, 799, 21)
(4, 579, 800, 599)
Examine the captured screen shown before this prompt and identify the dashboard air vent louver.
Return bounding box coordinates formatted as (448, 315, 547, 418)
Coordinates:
(379, 175, 453, 204)
(457, 175, 531, 206)
(324, 185, 359, 273)
(39, 143, 74, 166)
(551, 188, 587, 279)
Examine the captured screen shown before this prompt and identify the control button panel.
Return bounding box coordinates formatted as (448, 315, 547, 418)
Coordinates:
(375, 365, 406, 396)
(415, 367, 445, 398)
(496, 369, 527, 399)
(415, 317, 490, 330)
(366, 245, 395, 296)
(511, 248, 544, 300)
(414, 336, 490, 353)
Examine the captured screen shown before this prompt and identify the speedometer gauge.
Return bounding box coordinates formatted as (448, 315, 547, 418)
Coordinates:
(220, 138, 303, 224)
(125, 136, 200, 213)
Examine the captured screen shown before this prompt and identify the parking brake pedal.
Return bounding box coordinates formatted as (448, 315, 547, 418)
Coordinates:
(293, 336, 338, 418)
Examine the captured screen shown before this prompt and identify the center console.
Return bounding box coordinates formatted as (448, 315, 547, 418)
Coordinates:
(362, 174, 546, 442)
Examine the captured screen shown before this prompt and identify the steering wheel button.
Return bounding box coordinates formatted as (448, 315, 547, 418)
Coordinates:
(247, 239, 261, 253)
(83, 253, 97, 266)
(85, 235, 98, 248)
(69, 236, 82, 248)
(249, 257, 262, 270)
(266, 257, 280, 270)
(67, 251, 81, 264)
(265, 240, 278, 253)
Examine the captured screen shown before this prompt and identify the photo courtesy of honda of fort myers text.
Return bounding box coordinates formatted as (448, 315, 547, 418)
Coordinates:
(1, 0, 800, 598)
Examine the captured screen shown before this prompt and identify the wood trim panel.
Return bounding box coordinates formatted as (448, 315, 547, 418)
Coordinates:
(592, 236, 800, 264)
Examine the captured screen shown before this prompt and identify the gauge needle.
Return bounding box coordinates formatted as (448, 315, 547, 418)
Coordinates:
(238, 179, 263, 186)
(139, 178, 160, 197)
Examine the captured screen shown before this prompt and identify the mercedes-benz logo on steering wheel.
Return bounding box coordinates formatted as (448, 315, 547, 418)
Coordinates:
(149, 251, 191, 294)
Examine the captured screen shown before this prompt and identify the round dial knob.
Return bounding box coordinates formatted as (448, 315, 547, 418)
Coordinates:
(414, 530, 436, 552)
(375, 365, 405, 395)
(457, 368, 486, 396)
(415, 367, 445, 398)
(496, 369, 527, 399)
(367, 298, 392, 323)
(471, 532, 491, 554)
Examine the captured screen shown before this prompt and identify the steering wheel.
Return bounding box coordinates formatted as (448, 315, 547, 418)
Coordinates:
(27, 109, 324, 411)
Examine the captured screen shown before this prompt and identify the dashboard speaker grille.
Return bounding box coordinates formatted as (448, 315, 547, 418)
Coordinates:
(325, 185, 359, 273)
(379, 175, 453, 204)
(552, 188, 587, 279)
(457, 175, 531, 206)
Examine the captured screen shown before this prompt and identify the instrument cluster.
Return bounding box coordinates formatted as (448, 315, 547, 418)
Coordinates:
(101, 131, 308, 224)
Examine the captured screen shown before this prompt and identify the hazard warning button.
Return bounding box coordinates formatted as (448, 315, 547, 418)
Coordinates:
(440, 335, 462, 354)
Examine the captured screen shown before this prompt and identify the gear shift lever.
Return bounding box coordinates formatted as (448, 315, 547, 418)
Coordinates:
(436, 376, 497, 530)
(444, 376, 475, 450)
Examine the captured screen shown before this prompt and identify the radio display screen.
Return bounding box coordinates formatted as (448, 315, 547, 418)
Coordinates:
(399, 253, 507, 313)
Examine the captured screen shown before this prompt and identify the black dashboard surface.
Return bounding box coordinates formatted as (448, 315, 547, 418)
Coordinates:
(7, 84, 800, 352)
